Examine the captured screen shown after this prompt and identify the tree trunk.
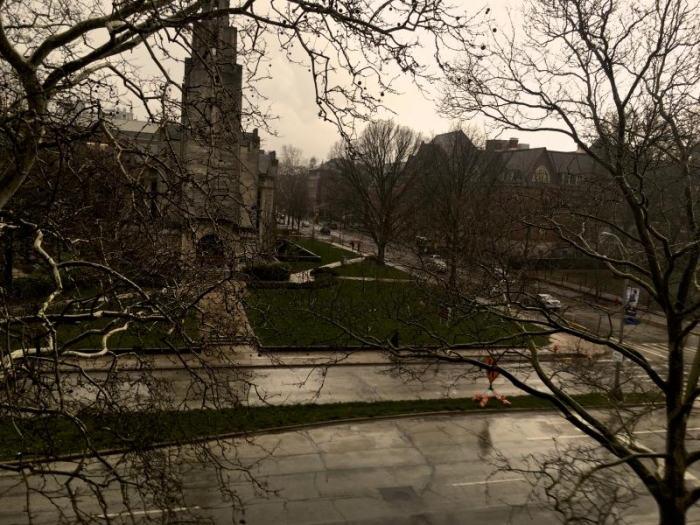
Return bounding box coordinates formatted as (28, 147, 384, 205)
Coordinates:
(660, 317, 688, 525)
(658, 497, 686, 525)
(3, 232, 13, 290)
(377, 243, 386, 265)
(449, 259, 457, 288)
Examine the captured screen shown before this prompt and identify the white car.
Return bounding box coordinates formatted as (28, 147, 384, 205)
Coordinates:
(537, 293, 562, 310)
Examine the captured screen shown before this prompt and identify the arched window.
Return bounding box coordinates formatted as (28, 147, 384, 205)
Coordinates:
(532, 166, 550, 183)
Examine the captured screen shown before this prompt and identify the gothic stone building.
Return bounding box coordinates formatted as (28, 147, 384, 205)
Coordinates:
(106, 0, 277, 267)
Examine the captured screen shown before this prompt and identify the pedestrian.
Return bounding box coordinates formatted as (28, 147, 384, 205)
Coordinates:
(350, 240, 355, 250)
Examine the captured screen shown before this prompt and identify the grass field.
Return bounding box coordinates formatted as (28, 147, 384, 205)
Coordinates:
(333, 258, 412, 280)
(284, 236, 357, 272)
(8, 314, 201, 351)
(245, 279, 548, 347)
(542, 269, 622, 295)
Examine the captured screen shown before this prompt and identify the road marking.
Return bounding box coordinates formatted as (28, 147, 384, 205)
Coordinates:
(452, 477, 525, 487)
(633, 427, 700, 435)
(633, 343, 668, 359)
(94, 506, 199, 519)
(527, 434, 585, 441)
(528, 427, 700, 441)
(632, 342, 699, 361)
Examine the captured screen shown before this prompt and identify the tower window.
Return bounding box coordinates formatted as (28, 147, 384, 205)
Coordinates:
(532, 166, 550, 183)
(149, 179, 158, 216)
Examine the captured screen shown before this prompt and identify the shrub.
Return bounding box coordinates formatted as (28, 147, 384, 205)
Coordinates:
(246, 279, 337, 290)
(11, 274, 55, 300)
(61, 267, 102, 291)
(245, 263, 292, 281)
(310, 267, 339, 278)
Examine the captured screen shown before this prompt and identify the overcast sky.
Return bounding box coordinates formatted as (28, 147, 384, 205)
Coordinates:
(257, 58, 578, 163)
(252, 1, 577, 163)
(123, 0, 577, 164)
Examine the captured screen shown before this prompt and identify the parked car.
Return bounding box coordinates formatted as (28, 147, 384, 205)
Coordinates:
(415, 236, 429, 254)
(320, 226, 331, 235)
(492, 265, 506, 279)
(537, 293, 562, 310)
(424, 254, 447, 273)
(328, 223, 338, 230)
(301, 220, 310, 227)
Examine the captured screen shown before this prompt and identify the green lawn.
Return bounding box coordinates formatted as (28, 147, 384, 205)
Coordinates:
(8, 314, 201, 352)
(285, 237, 357, 272)
(334, 258, 413, 280)
(245, 279, 547, 347)
(0, 392, 660, 461)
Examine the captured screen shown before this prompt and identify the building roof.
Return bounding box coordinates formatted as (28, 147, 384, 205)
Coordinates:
(430, 130, 476, 154)
(548, 151, 599, 174)
(109, 119, 182, 140)
(242, 129, 260, 147)
(312, 158, 342, 172)
(497, 147, 547, 175)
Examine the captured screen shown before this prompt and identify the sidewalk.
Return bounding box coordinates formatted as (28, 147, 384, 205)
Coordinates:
(64, 332, 602, 372)
(289, 256, 365, 283)
(198, 280, 256, 342)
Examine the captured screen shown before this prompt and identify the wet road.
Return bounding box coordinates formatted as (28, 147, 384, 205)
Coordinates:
(2, 410, 698, 524)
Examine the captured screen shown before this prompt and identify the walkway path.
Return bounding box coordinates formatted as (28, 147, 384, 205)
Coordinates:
(289, 256, 366, 283)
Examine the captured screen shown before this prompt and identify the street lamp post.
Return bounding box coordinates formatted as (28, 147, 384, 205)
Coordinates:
(601, 231, 627, 399)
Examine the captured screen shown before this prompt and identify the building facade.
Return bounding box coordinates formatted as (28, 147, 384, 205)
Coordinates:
(413, 131, 608, 264)
(104, 0, 277, 267)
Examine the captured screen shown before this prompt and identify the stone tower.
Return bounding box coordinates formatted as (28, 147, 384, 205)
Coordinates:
(181, 0, 244, 238)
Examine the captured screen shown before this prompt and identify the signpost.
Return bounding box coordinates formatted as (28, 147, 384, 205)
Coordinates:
(614, 286, 641, 394)
(623, 286, 642, 326)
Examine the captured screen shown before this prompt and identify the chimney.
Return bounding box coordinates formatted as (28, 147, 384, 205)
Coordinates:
(486, 139, 508, 151)
(508, 137, 519, 149)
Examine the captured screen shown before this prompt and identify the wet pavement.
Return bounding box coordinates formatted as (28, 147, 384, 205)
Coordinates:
(3, 410, 694, 524)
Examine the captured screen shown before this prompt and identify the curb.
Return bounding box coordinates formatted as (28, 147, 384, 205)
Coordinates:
(66, 350, 592, 373)
(0, 400, 659, 467)
(0, 408, 550, 467)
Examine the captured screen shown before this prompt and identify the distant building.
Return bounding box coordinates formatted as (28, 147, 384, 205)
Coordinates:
(308, 158, 344, 220)
(415, 130, 608, 262)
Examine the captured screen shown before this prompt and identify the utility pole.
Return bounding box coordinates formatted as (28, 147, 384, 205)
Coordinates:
(613, 278, 627, 399)
(602, 231, 626, 399)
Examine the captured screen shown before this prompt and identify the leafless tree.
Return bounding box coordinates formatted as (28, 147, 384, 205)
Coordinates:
(433, 0, 700, 522)
(276, 145, 311, 228)
(0, 0, 479, 522)
(410, 127, 508, 287)
(332, 119, 423, 264)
